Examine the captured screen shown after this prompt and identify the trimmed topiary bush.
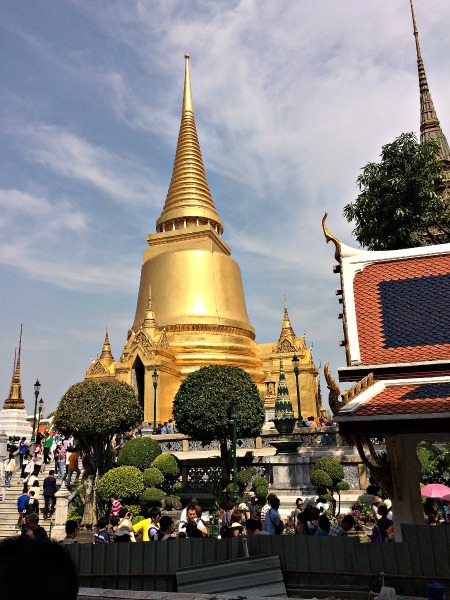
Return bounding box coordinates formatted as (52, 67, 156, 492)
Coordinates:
(254, 485, 269, 500)
(251, 476, 267, 490)
(141, 486, 165, 505)
(143, 467, 164, 488)
(152, 453, 180, 477)
(117, 437, 161, 471)
(310, 469, 333, 489)
(123, 503, 141, 517)
(237, 467, 257, 487)
(97, 466, 144, 501)
(173, 482, 183, 493)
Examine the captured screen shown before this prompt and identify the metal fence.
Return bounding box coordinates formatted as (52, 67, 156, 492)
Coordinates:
(66, 525, 450, 597)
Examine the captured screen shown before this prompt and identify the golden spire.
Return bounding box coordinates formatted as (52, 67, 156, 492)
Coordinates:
(278, 296, 296, 342)
(155, 54, 224, 234)
(99, 325, 115, 365)
(409, 0, 450, 160)
(4, 324, 25, 410)
(141, 285, 158, 330)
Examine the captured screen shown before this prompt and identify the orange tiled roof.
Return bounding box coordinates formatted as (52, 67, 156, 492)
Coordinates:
(351, 381, 450, 416)
(354, 254, 450, 365)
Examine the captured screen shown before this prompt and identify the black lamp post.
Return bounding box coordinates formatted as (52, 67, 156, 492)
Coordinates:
(31, 379, 41, 444)
(292, 355, 302, 426)
(37, 398, 44, 436)
(152, 368, 159, 431)
(229, 399, 238, 502)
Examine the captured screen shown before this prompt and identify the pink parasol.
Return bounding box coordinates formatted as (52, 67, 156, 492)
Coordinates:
(421, 483, 450, 498)
(441, 494, 450, 502)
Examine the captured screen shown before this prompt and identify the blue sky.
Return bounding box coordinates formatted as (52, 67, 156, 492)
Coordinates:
(1, 1, 449, 415)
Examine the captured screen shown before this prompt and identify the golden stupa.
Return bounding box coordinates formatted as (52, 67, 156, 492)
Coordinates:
(85, 55, 321, 425)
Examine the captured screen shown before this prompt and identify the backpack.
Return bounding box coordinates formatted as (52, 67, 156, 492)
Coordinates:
(148, 525, 159, 540)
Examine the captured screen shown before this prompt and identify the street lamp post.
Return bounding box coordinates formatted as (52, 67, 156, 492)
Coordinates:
(31, 379, 41, 444)
(292, 355, 302, 426)
(230, 399, 238, 502)
(37, 398, 44, 437)
(152, 369, 159, 431)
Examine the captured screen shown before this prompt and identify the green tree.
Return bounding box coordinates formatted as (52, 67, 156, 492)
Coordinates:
(117, 437, 161, 471)
(344, 133, 449, 250)
(54, 379, 141, 526)
(173, 365, 265, 484)
(310, 456, 349, 516)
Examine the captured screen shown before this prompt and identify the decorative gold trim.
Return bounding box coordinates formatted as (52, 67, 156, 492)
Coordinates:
(322, 212, 341, 262)
(165, 324, 255, 340)
(341, 372, 374, 406)
(324, 362, 342, 416)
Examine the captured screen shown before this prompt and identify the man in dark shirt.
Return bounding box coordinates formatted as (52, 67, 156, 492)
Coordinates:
(23, 513, 48, 540)
(43, 470, 58, 518)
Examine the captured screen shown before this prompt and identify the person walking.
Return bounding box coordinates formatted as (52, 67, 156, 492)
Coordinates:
(56, 442, 66, 479)
(23, 490, 39, 517)
(43, 432, 53, 465)
(33, 445, 43, 475)
(263, 496, 283, 535)
(3, 454, 15, 488)
(16, 489, 29, 530)
(65, 448, 80, 489)
(43, 470, 57, 519)
(18, 437, 28, 471)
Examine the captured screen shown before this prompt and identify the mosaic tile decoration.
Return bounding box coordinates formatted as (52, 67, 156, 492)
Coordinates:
(352, 382, 450, 416)
(353, 254, 450, 364)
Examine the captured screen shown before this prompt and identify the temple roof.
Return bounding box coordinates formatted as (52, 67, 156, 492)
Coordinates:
(409, 0, 450, 161)
(335, 375, 450, 435)
(156, 54, 223, 234)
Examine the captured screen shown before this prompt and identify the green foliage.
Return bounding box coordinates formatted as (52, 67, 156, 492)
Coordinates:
(417, 443, 441, 479)
(123, 504, 141, 517)
(97, 466, 144, 502)
(173, 482, 183, 493)
(344, 133, 448, 250)
(252, 476, 268, 491)
(173, 365, 265, 444)
(237, 467, 257, 487)
(152, 453, 180, 477)
(311, 469, 333, 489)
(315, 456, 345, 483)
(336, 481, 350, 491)
(67, 505, 84, 521)
(117, 437, 161, 471)
(254, 485, 269, 501)
(143, 467, 164, 488)
(132, 515, 145, 526)
(54, 379, 141, 474)
(141, 487, 165, 505)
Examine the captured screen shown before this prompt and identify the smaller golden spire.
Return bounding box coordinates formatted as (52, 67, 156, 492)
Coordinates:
(4, 324, 25, 410)
(278, 296, 296, 342)
(183, 54, 194, 115)
(99, 324, 114, 364)
(141, 285, 158, 330)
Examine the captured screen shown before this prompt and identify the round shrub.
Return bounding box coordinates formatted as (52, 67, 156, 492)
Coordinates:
(336, 481, 350, 492)
(123, 503, 141, 517)
(117, 437, 161, 471)
(237, 467, 257, 487)
(173, 482, 183, 493)
(315, 456, 344, 482)
(254, 485, 269, 500)
(97, 466, 144, 501)
(251, 476, 268, 490)
(143, 467, 164, 488)
(132, 515, 145, 526)
(310, 469, 333, 489)
(152, 453, 180, 477)
(141, 487, 165, 505)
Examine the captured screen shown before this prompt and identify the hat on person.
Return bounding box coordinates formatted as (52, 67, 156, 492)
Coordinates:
(115, 525, 131, 537)
(238, 503, 249, 511)
(384, 499, 392, 510)
(247, 491, 256, 498)
(231, 522, 243, 530)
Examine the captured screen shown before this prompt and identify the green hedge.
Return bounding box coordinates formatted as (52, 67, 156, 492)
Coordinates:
(141, 486, 165, 505)
(143, 467, 164, 488)
(152, 453, 180, 477)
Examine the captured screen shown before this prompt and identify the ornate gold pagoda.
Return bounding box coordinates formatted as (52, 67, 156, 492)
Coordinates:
(85, 55, 321, 425)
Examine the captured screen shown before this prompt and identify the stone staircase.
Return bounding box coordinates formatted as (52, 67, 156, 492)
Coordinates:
(0, 467, 60, 539)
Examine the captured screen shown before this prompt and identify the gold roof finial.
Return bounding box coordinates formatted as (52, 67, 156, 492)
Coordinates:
(4, 324, 25, 410)
(156, 54, 224, 234)
(322, 213, 341, 262)
(142, 284, 158, 330)
(409, 0, 450, 160)
(99, 324, 114, 363)
(278, 296, 296, 342)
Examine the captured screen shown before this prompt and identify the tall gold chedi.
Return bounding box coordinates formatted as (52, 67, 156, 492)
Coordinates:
(119, 55, 264, 423)
(3, 325, 25, 410)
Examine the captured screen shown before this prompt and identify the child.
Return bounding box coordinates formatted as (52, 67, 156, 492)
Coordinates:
(93, 516, 110, 544)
